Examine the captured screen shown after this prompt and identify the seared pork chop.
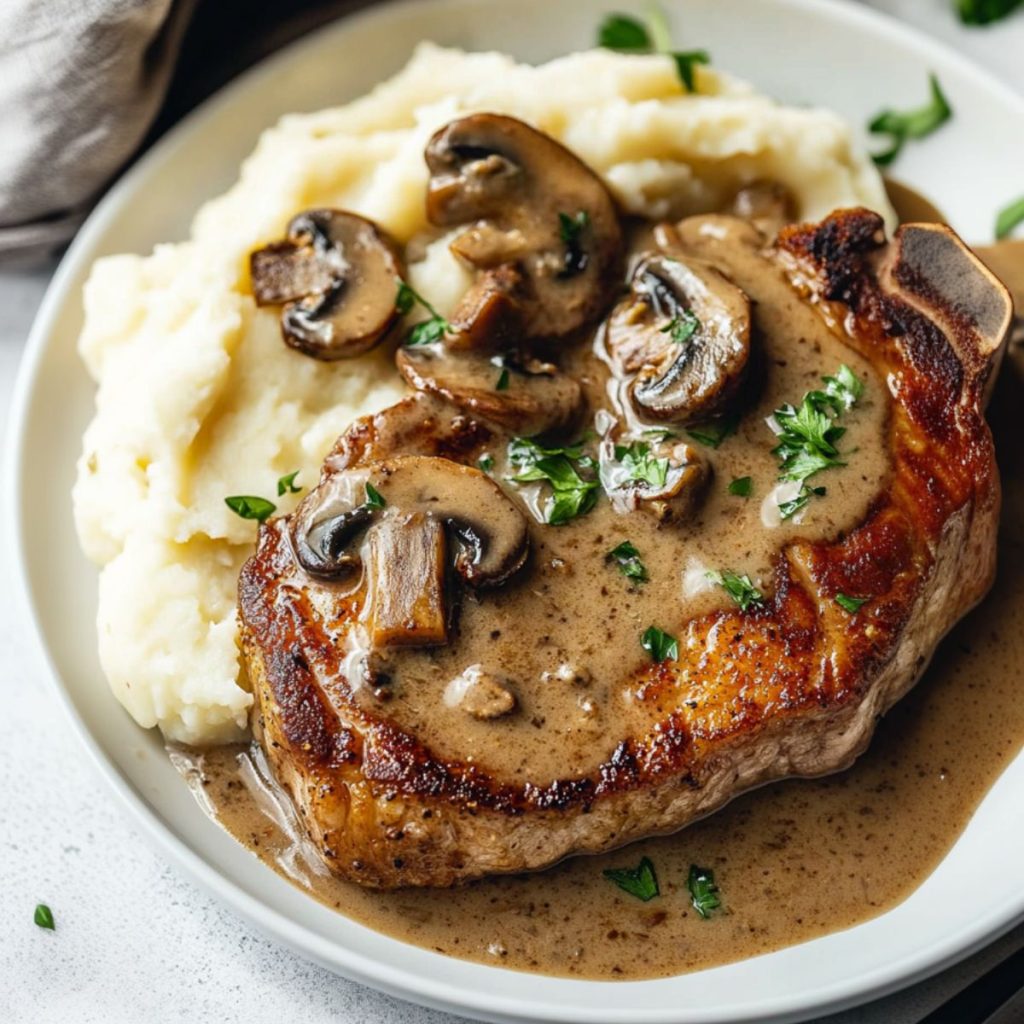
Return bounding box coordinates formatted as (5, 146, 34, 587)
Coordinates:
(239, 209, 1011, 888)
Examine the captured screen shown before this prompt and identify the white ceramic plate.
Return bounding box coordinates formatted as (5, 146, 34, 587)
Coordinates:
(7, 1, 1024, 1021)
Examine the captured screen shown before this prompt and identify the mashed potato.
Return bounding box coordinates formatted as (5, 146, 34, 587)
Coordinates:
(73, 44, 894, 744)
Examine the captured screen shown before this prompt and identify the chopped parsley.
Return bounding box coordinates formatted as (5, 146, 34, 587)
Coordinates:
(727, 476, 753, 497)
(769, 364, 863, 520)
(956, 0, 1022, 24)
(225, 495, 276, 522)
(34, 904, 55, 930)
(607, 540, 649, 583)
(478, 454, 495, 473)
(706, 570, 763, 612)
(496, 368, 511, 391)
(395, 279, 450, 346)
(615, 441, 670, 488)
(660, 310, 701, 346)
(558, 210, 590, 277)
(687, 865, 722, 919)
(835, 592, 868, 614)
(276, 471, 301, 496)
(868, 73, 952, 167)
(508, 436, 600, 525)
(686, 415, 737, 449)
(364, 482, 387, 509)
(996, 195, 1024, 240)
(597, 7, 710, 93)
(603, 856, 660, 901)
(641, 625, 678, 662)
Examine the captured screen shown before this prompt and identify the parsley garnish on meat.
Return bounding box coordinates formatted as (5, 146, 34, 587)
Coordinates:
(495, 368, 511, 391)
(276, 471, 301, 496)
(478, 454, 495, 473)
(956, 0, 1022, 24)
(769, 364, 863, 520)
(728, 476, 753, 497)
(687, 865, 722, 918)
(364, 482, 387, 509)
(706, 570, 763, 611)
(603, 856, 660, 901)
(615, 441, 670, 488)
(868, 74, 952, 167)
(641, 625, 678, 662)
(835, 592, 868, 614)
(508, 436, 600, 525)
(660, 310, 701, 346)
(996, 196, 1024, 240)
(597, 7, 710, 93)
(607, 540, 649, 583)
(34, 904, 55, 930)
(395, 279, 450, 346)
(686, 415, 737, 449)
(225, 495, 276, 522)
(558, 210, 590, 277)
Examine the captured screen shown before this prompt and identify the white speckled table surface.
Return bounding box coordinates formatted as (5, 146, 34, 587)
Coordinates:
(2, 3, 1023, 1022)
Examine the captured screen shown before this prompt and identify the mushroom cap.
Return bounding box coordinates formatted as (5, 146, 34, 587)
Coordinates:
(424, 113, 623, 344)
(606, 252, 752, 425)
(250, 209, 404, 360)
(395, 345, 583, 437)
(293, 455, 529, 586)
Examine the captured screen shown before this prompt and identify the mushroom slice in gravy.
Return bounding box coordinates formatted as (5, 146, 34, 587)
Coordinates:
(396, 344, 583, 436)
(425, 113, 622, 346)
(729, 181, 796, 238)
(293, 455, 529, 648)
(600, 433, 708, 522)
(606, 251, 752, 425)
(250, 209, 403, 359)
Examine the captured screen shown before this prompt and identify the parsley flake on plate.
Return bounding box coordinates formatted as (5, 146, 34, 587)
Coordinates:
(395, 279, 450, 346)
(607, 540, 649, 583)
(707, 570, 763, 612)
(641, 625, 678, 662)
(660, 309, 701, 346)
(225, 495, 276, 523)
(276, 471, 301, 496)
(34, 904, 55, 930)
(868, 73, 952, 167)
(835, 592, 868, 614)
(507, 436, 600, 526)
(364, 482, 387, 509)
(996, 195, 1024, 240)
(687, 865, 722, 919)
(728, 476, 753, 497)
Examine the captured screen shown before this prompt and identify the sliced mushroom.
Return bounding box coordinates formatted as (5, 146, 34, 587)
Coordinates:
(292, 455, 529, 649)
(250, 209, 403, 359)
(425, 113, 622, 346)
(599, 433, 708, 522)
(396, 344, 582, 436)
(443, 665, 517, 720)
(605, 252, 752, 424)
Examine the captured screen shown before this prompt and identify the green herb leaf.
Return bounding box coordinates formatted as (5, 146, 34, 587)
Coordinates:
(608, 540, 649, 583)
(660, 310, 701, 346)
(672, 49, 710, 92)
(558, 210, 590, 278)
(956, 0, 1022, 25)
(396, 278, 450, 345)
(597, 13, 652, 50)
(508, 436, 600, 525)
(687, 865, 721, 919)
(478, 454, 495, 473)
(276, 471, 301, 496)
(728, 476, 753, 497)
(34, 904, 55, 930)
(835, 592, 868, 614)
(496, 368, 510, 391)
(616, 441, 670, 488)
(225, 495, 276, 522)
(641, 625, 678, 662)
(706, 570, 763, 612)
(687, 415, 738, 449)
(869, 73, 952, 167)
(996, 195, 1024, 240)
(603, 856, 660, 901)
(778, 484, 826, 521)
(364, 482, 387, 509)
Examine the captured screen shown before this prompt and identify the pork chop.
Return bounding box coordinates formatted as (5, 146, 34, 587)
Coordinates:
(239, 208, 1012, 888)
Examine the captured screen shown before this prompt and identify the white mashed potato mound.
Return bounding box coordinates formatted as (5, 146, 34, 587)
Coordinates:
(73, 43, 895, 745)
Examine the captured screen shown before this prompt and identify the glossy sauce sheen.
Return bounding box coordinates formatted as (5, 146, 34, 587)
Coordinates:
(176, 193, 1024, 979)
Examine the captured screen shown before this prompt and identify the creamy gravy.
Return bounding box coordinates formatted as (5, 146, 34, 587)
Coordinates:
(175, 196, 1024, 980)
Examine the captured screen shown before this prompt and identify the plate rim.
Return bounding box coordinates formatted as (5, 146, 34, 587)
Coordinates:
(6, 0, 1024, 1021)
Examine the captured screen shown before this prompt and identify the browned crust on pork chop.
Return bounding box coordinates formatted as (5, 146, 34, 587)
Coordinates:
(238, 210, 1008, 888)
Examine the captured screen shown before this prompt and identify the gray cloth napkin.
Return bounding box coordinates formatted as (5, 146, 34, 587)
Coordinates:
(0, 0, 197, 265)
